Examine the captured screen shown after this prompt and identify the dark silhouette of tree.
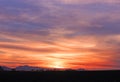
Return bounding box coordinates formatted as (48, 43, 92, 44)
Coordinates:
(12, 68, 16, 71)
(0, 66, 4, 71)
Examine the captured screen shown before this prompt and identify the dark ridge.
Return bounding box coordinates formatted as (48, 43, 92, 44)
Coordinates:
(0, 70, 120, 82)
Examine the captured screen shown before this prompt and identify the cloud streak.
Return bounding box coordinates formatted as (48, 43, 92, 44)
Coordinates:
(0, 0, 120, 70)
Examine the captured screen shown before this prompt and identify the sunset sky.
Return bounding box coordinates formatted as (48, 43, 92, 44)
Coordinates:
(0, 0, 120, 70)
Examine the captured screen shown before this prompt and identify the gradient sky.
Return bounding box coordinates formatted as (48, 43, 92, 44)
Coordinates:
(0, 0, 120, 70)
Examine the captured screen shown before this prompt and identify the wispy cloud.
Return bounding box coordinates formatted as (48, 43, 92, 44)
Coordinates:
(0, 0, 120, 69)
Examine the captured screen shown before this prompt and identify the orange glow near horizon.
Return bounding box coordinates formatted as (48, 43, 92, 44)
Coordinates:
(0, 40, 118, 70)
(0, 0, 120, 70)
(49, 61, 65, 69)
(0, 40, 117, 70)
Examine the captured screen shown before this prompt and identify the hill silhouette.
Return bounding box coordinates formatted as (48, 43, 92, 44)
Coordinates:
(0, 66, 4, 71)
(0, 70, 120, 82)
(0, 65, 85, 71)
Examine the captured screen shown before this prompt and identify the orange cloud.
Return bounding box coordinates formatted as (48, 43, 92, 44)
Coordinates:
(0, 34, 120, 69)
(0, 0, 120, 70)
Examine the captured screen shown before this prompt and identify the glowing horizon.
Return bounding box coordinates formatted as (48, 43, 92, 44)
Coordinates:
(0, 0, 120, 70)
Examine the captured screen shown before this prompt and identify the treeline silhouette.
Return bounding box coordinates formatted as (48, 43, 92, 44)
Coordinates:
(0, 66, 4, 71)
(0, 70, 120, 82)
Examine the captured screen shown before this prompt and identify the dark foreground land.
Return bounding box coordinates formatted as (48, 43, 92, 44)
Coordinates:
(0, 70, 120, 82)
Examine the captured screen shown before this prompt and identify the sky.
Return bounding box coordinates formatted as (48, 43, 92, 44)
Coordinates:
(0, 0, 120, 70)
